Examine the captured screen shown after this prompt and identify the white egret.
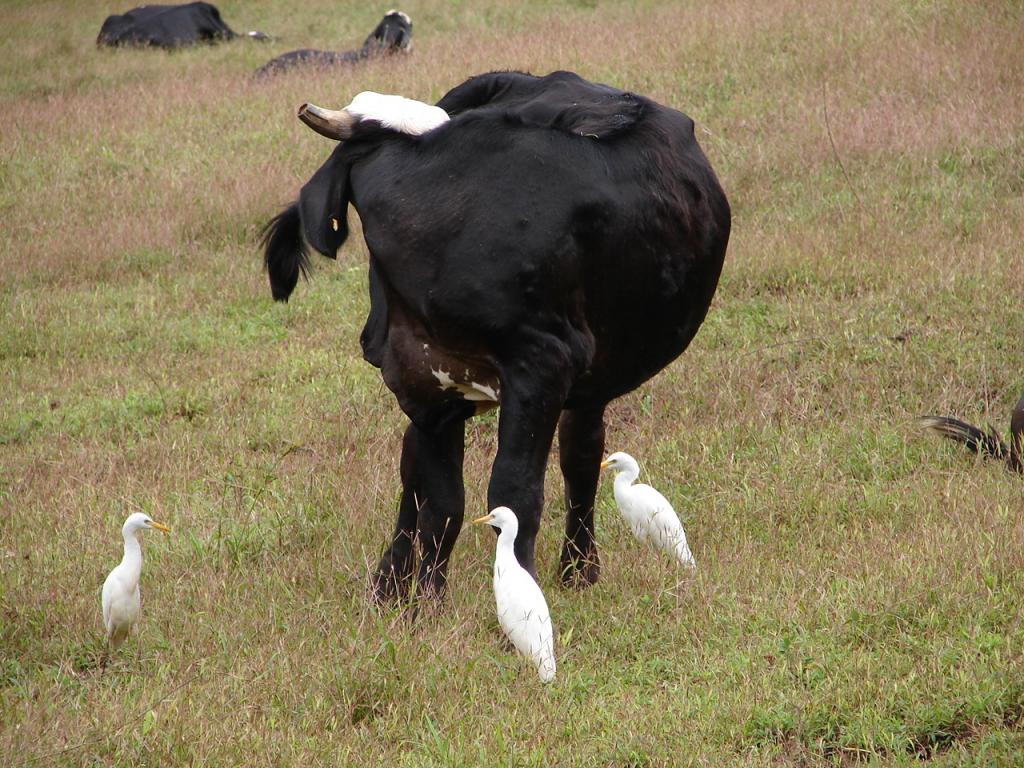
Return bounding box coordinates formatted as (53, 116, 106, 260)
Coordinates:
(600, 451, 695, 568)
(101, 512, 170, 651)
(472, 507, 556, 683)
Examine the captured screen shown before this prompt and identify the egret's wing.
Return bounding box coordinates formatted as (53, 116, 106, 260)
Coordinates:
(515, 589, 555, 680)
(651, 504, 685, 537)
(620, 484, 668, 541)
(632, 485, 674, 527)
(511, 606, 552, 653)
(632, 484, 673, 516)
(631, 483, 696, 563)
(495, 567, 554, 662)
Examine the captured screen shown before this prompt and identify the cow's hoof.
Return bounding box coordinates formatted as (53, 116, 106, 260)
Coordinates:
(558, 545, 600, 589)
(370, 551, 414, 604)
(412, 571, 450, 606)
(369, 571, 406, 605)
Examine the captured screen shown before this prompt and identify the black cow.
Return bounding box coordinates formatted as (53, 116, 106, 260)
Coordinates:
(262, 71, 731, 600)
(97, 2, 268, 48)
(255, 11, 411, 77)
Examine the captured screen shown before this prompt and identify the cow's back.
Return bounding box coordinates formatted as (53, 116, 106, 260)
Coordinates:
(97, 2, 235, 48)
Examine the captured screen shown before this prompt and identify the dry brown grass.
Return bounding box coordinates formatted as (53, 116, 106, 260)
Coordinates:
(3, 0, 1024, 765)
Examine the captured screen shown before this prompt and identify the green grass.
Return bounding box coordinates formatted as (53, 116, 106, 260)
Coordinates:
(2, 0, 1024, 765)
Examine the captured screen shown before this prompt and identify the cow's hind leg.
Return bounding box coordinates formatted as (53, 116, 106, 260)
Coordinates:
(487, 369, 572, 578)
(557, 405, 606, 588)
(371, 420, 465, 603)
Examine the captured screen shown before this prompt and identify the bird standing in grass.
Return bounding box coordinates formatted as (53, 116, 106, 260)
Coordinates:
(101, 512, 170, 652)
(600, 451, 696, 568)
(472, 507, 556, 683)
(919, 390, 1024, 474)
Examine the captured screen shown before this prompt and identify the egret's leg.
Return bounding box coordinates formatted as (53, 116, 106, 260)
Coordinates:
(372, 420, 466, 601)
(486, 372, 570, 579)
(557, 405, 606, 588)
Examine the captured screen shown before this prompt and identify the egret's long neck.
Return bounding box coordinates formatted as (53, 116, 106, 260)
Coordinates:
(494, 524, 519, 572)
(120, 528, 143, 582)
(613, 465, 640, 498)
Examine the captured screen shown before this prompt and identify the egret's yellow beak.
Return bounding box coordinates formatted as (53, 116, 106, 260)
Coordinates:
(471, 514, 494, 525)
(149, 521, 171, 533)
(599, 459, 613, 470)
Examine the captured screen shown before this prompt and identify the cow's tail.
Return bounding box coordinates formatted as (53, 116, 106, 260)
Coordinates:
(261, 203, 309, 302)
(917, 415, 1008, 462)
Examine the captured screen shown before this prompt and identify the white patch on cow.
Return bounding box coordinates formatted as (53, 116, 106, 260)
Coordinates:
(386, 10, 412, 24)
(432, 368, 456, 388)
(345, 91, 449, 136)
(467, 381, 499, 401)
(431, 368, 499, 402)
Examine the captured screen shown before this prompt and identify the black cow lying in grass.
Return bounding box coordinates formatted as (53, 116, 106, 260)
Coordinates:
(920, 390, 1024, 474)
(255, 10, 411, 77)
(97, 2, 268, 48)
(262, 71, 731, 600)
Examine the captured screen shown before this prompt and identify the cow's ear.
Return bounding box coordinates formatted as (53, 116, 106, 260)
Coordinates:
(359, 261, 389, 368)
(297, 146, 350, 259)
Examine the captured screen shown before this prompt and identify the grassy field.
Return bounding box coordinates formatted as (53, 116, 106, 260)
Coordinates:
(2, 0, 1023, 764)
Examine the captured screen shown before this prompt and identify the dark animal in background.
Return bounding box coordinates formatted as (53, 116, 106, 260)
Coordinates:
(919, 390, 1024, 474)
(261, 70, 731, 601)
(255, 10, 411, 77)
(97, 2, 269, 49)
